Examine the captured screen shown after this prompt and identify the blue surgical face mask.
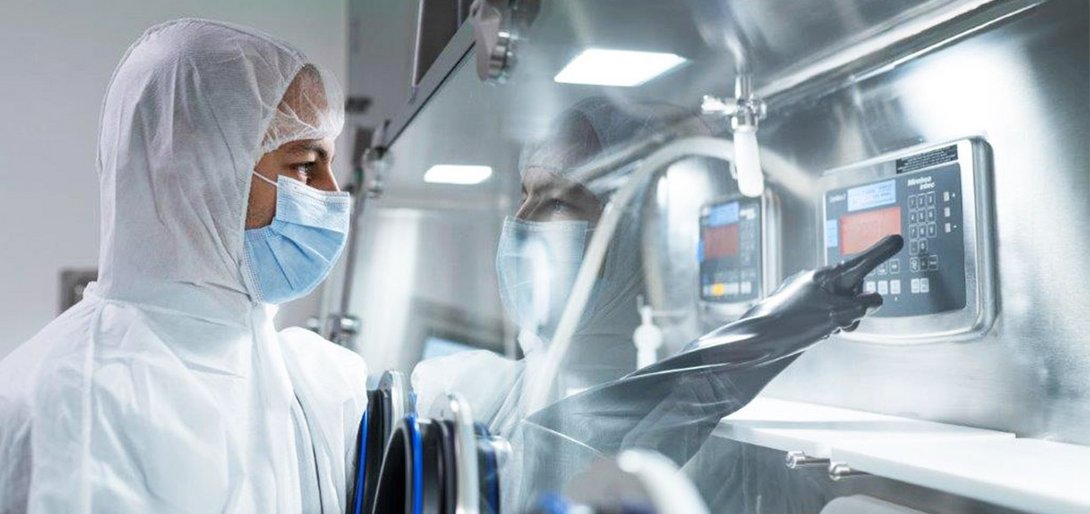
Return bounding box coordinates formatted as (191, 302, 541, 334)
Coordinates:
(495, 217, 590, 342)
(243, 173, 352, 304)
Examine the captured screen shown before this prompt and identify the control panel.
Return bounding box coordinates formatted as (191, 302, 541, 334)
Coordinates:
(699, 193, 779, 319)
(819, 138, 995, 343)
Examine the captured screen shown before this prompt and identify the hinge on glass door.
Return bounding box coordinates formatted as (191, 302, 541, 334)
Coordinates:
(470, 0, 539, 83)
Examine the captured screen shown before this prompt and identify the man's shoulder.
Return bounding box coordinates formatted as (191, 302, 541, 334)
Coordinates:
(3, 304, 98, 383)
(0, 302, 101, 432)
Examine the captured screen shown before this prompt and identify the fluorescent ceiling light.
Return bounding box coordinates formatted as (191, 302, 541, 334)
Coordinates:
(554, 48, 686, 87)
(424, 164, 493, 185)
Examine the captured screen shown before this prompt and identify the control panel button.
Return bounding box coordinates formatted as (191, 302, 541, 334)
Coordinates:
(909, 212, 917, 224)
(910, 226, 918, 239)
(910, 278, 920, 294)
(927, 223, 937, 238)
(890, 279, 902, 295)
(927, 192, 935, 205)
(740, 281, 753, 295)
(909, 196, 917, 208)
(865, 281, 877, 294)
(944, 206, 951, 218)
(945, 222, 952, 233)
(878, 281, 889, 295)
(910, 258, 919, 272)
(877, 263, 887, 276)
(920, 277, 931, 293)
(888, 259, 900, 273)
(928, 255, 939, 270)
(927, 209, 936, 222)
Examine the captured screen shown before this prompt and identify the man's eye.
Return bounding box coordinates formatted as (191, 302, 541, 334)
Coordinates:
(292, 163, 315, 179)
(549, 199, 571, 212)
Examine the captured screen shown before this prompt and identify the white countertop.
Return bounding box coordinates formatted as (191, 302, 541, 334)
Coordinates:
(715, 397, 1013, 458)
(714, 397, 1090, 513)
(832, 438, 1090, 514)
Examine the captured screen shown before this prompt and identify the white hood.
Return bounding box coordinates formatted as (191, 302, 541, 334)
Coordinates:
(97, 18, 309, 320)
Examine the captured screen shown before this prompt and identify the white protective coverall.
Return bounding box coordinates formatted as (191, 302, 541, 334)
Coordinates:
(0, 19, 367, 513)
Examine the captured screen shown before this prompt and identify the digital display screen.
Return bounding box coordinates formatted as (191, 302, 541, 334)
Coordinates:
(839, 206, 901, 255)
(704, 224, 740, 259)
(699, 196, 763, 306)
(848, 179, 896, 211)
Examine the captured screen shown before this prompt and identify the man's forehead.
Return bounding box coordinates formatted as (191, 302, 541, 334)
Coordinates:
(522, 166, 597, 202)
(281, 139, 334, 157)
(522, 166, 570, 189)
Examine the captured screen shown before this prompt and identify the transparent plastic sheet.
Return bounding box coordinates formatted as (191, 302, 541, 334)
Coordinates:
(439, 94, 901, 512)
(526, 449, 712, 513)
(452, 98, 706, 511)
(396, 73, 903, 510)
(499, 229, 900, 512)
(381, 0, 1088, 511)
(476, 99, 712, 511)
(681, 437, 830, 513)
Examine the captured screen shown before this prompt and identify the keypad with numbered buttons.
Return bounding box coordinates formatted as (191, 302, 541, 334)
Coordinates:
(908, 193, 939, 259)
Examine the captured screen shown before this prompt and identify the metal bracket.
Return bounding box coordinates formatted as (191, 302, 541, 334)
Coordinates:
(362, 120, 390, 199)
(361, 146, 389, 199)
(828, 462, 869, 481)
(470, 0, 539, 83)
(326, 314, 362, 347)
(701, 73, 768, 196)
(785, 451, 831, 470)
(700, 74, 767, 132)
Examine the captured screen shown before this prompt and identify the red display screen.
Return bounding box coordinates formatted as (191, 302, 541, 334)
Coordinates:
(839, 206, 902, 255)
(704, 224, 740, 259)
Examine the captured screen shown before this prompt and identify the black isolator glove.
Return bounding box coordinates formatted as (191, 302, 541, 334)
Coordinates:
(522, 235, 904, 465)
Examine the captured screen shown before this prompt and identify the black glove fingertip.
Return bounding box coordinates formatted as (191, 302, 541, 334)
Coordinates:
(859, 292, 883, 310)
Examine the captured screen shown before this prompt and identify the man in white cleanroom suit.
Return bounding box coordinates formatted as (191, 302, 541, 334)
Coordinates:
(0, 19, 367, 513)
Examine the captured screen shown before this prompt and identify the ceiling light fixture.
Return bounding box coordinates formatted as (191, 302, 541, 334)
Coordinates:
(423, 164, 493, 185)
(554, 48, 686, 87)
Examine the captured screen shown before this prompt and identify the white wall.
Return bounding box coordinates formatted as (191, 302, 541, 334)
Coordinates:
(0, 0, 348, 357)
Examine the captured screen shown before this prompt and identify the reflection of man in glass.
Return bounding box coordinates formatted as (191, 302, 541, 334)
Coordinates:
(417, 96, 900, 512)
(414, 97, 695, 433)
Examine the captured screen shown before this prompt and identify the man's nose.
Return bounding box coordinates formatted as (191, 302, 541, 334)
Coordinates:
(514, 197, 540, 221)
(312, 167, 340, 192)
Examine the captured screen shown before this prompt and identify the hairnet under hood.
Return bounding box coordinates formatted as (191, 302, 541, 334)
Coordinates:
(95, 18, 342, 321)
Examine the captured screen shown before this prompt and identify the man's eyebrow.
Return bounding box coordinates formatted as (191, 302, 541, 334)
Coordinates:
(284, 141, 330, 160)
